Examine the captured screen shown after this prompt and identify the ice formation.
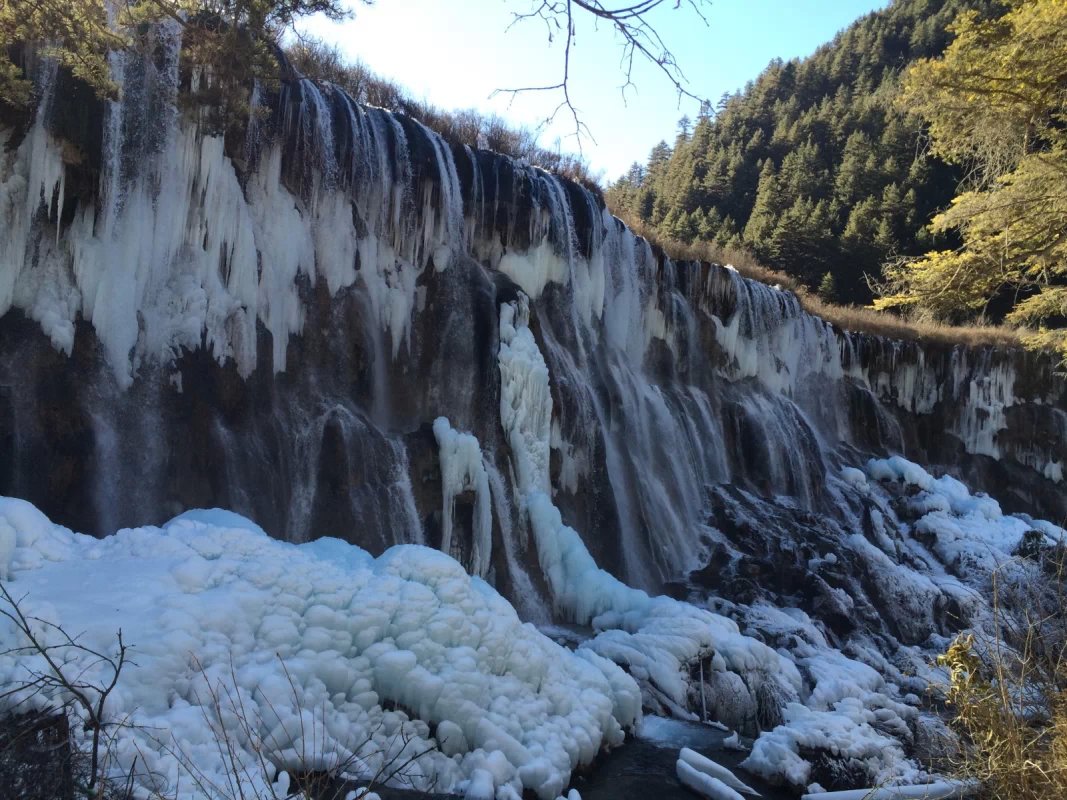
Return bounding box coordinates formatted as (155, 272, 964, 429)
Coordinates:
(799, 783, 974, 800)
(0, 43, 463, 387)
(9, 457, 1030, 797)
(734, 457, 1064, 791)
(432, 417, 493, 577)
(498, 296, 800, 720)
(677, 747, 759, 796)
(0, 498, 633, 800)
(675, 760, 747, 800)
(497, 297, 554, 496)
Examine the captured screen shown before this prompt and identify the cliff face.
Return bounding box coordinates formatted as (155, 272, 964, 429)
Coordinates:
(1, 34, 1065, 624)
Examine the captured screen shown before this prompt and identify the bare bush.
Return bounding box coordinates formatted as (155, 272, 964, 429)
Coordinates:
(0, 581, 439, 800)
(0, 580, 132, 799)
(142, 656, 438, 800)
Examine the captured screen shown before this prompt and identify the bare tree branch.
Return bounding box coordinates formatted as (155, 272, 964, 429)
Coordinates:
(0, 580, 133, 796)
(496, 0, 711, 148)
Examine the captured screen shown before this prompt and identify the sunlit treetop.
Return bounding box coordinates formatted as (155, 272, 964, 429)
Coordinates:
(875, 0, 1067, 357)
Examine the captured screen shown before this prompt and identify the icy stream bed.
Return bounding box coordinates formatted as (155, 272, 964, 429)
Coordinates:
(572, 717, 791, 800)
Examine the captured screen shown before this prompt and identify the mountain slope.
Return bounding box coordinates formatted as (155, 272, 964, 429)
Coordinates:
(606, 0, 1003, 305)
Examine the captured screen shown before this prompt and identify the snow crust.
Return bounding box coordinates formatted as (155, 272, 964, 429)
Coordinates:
(738, 456, 1064, 790)
(744, 699, 912, 789)
(0, 497, 631, 800)
(866, 456, 1064, 575)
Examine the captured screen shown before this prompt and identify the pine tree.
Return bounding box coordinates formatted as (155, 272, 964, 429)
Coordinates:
(818, 271, 839, 303)
(743, 160, 786, 260)
(676, 115, 692, 141)
(834, 132, 877, 207)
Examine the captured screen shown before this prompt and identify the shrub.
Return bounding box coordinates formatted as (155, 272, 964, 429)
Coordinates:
(935, 549, 1067, 799)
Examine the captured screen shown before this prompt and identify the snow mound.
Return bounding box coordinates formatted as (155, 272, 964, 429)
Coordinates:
(0, 498, 633, 800)
(743, 700, 918, 789)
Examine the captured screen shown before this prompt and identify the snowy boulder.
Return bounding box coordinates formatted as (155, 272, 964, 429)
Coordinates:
(839, 467, 868, 492)
(165, 507, 270, 537)
(742, 700, 914, 791)
(705, 670, 756, 736)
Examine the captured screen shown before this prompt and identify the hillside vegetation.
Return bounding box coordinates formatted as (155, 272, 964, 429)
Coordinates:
(606, 0, 1001, 307)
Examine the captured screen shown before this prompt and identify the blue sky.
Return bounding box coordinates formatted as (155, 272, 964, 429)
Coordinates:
(296, 1, 890, 180)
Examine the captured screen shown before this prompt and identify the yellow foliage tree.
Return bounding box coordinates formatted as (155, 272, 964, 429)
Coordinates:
(937, 592, 1067, 798)
(874, 0, 1067, 356)
(0, 0, 348, 110)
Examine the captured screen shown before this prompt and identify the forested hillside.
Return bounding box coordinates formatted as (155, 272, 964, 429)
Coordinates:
(606, 0, 1002, 305)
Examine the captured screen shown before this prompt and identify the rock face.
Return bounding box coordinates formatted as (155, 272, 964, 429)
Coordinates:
(1, 38, 1065, 627)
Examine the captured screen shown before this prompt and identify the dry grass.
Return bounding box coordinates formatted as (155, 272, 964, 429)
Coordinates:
(800, 294, 1023, 349)
(616, 212, 1026, 350)
(933, 549, 1067, 800)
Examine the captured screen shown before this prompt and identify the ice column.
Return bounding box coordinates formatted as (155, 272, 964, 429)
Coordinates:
(432, 417, 493, 577)
(497, 296, 553, 494)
